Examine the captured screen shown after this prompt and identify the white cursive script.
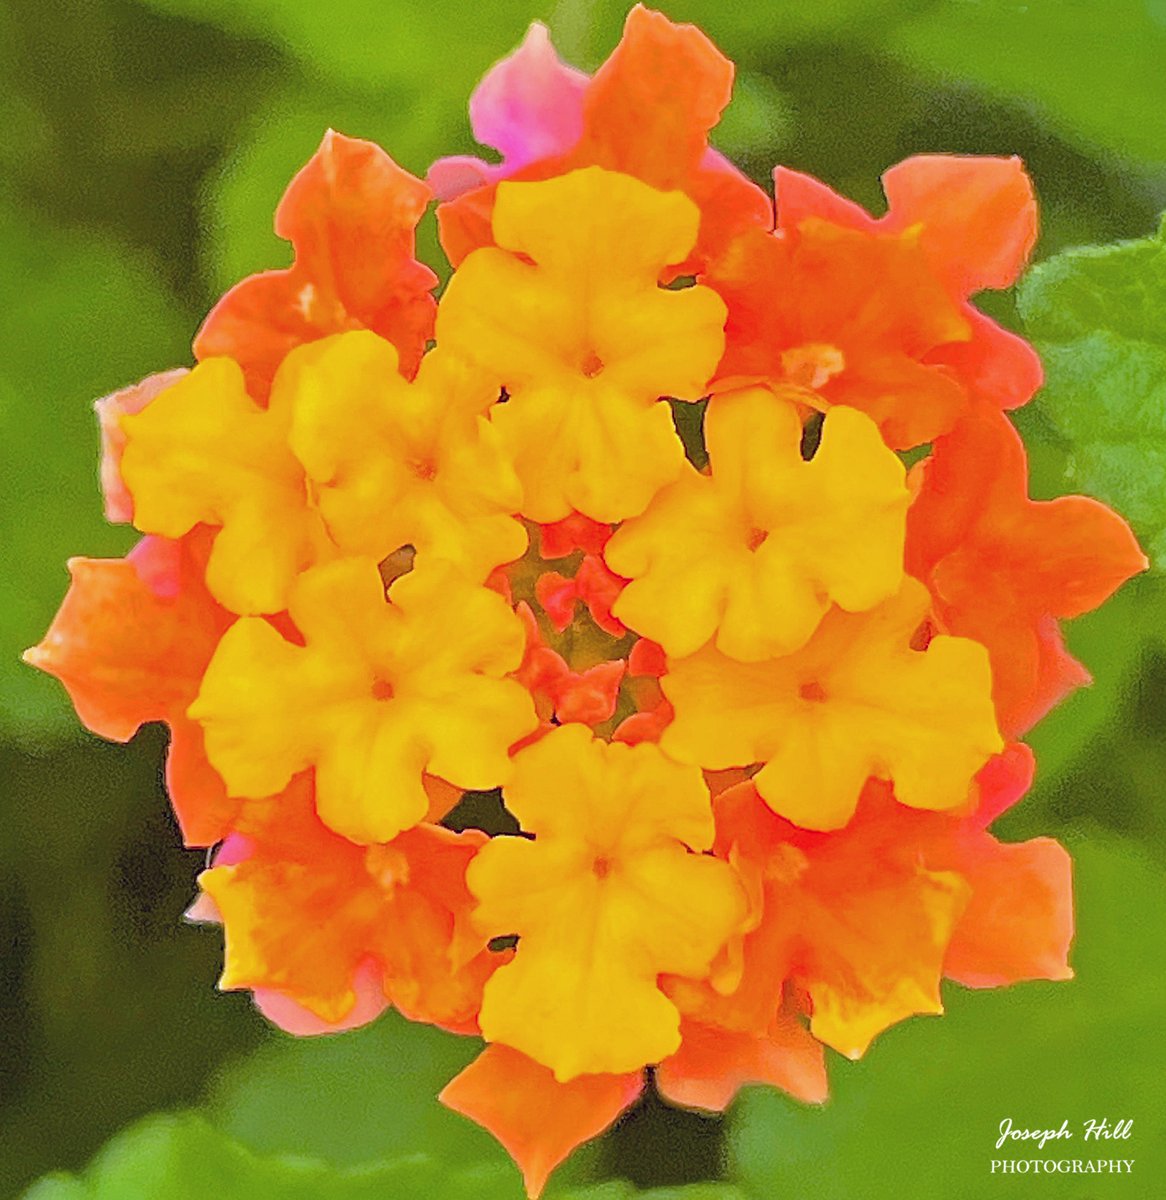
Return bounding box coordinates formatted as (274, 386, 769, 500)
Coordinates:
(996, 1118, 1073, 1150)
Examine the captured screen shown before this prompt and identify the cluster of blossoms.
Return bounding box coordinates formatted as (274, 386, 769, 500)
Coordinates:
(28, 7, 1147, 1195)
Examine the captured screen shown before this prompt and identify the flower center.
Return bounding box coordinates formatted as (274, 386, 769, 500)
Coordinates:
(582, 351, 604, 379)
(746, 526, 769, 552)
(372, 678, 395, 701)
(799, 680, 828, 703)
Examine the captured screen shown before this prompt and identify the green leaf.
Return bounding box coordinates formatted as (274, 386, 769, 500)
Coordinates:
(730, 839, 1166, 1198)
(205, 1011, 496, 1166)
(1016, 216, 1166, 568)
(20, 1113, 519, 1199)
(565, 1188, 745, 1200)
(1017, 218, 1166, 344)
(0, 200, 192, 739)
(19, 1107, 750, 1199)
(884, 0, 1166, 163)
(205, 1009, 599, 1191)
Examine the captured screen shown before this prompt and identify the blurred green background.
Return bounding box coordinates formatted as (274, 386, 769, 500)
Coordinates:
(2, 1, 1165, 1197)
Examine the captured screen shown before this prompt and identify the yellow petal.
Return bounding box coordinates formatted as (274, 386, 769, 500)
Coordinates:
(491, 167, 701, 282)
(120, 357, 327, 614)
(490, 380, 687, 523)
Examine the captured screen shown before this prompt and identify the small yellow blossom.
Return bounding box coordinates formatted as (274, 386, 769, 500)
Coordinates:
(660, 579, 1003, 830)
(606, 387, 908, 660)
(120, 358, 331, 615)
(468, 723, 747, 1081)
(284, 331, 527, 581)
(436, 166, 727, 523)
(190, 558, 538, 843)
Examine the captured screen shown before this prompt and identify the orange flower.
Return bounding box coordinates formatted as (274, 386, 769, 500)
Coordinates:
(196, 130, 437, 400)
(23, 534, 235, 846)
(705, 155, 1042, 448)
(436, 5, 771, 273)
(907, 408, 1147, 734)
(200, 778, 496, 1032)
(673, 745, 1071, 1059)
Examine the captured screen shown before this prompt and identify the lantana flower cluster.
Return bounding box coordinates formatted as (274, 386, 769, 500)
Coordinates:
(28, 7, 1147, 1194)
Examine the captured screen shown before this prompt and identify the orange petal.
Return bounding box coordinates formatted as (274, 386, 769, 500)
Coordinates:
(574, 554, 627, 636)
(440, 1043, 643, 1197)
(95, 368, 189, 523)
(583, 6, 732, 185)
(707, 221, 972, 448)
(928, 304, 1043, 410)
(944, 836, 1074, 988)
(552, 660, 626, 726)
(970, 742, 1035, 827)
(774, 165, 873, 234)
(436, 184, 497, 271)
(24, 536, 226, 743)
(538, 512, 613, 559)
(166, 714, 238, 847)
(727, 159, 1043, 435)
(577, 5, 769, 265)
(196, 131, 437, 399)
(254, 958, 389, 1036)
(656, 1015, 827, 1112)
(698, 782, 970, 1057)
(24, 533, 239, 846)
(612, 698, 673, 747)
(882, 154, 1037, 293)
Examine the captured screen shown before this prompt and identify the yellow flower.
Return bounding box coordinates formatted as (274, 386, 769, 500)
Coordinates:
(660, 579, 1003, 830)
(284, 331, 527, 581)
(468, 723, 747, 1081)
(606, 387, 909, 660)
(120, 358, 331, 615)
(436, 166, 727, 523)
(189, 558, 537, 843)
